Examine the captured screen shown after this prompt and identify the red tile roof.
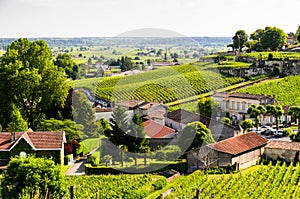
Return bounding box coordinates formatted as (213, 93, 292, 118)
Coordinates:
(0, 130, 65, 150)
(266, 140, 300, 151)
(209, 132, 268, 155)
(213, 92, 273, 100)
(144, 120, 175, 138)
(116, 99, 147, 110)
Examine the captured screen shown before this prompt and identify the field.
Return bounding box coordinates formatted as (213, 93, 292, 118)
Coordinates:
(241, 52, 300, 60)
(94, 62, 245, 103)
(148, 163, 300, 199)
(65, 174, 166, 199)
(237, 75, 300, 106)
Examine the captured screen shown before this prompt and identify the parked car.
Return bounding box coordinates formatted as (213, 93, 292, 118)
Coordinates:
(253, 129, 262, 134)
(260, 125, 272, 132)
(273, 129, 284, 137)
(261, 129, 274, 136)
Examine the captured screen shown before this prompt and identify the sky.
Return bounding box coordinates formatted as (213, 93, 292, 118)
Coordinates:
(0, 0, 299, 38)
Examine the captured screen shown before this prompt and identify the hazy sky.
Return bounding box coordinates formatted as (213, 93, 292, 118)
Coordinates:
(0, 0, 299, 38)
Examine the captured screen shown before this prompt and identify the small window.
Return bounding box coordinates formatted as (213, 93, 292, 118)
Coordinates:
(20, 151, 27, 158)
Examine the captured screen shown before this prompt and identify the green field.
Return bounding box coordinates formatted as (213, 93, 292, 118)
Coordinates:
(148, 163, 300, 199)
(241, 52, 300, 60)
(237, 75, 300, 106)
(94, 62, 245, 103)
(66, 174, 166, 198)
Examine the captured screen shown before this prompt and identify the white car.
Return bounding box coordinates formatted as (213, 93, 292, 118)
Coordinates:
(273, 130, 283, 137)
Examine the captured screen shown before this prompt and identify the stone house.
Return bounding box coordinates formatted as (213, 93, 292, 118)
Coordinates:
(186, 132, 268, 173)
(0, 128, 66, 167)
(264, 140, 300, 162)
(213, 92, 275, 121)
(166, 109, 237, 141)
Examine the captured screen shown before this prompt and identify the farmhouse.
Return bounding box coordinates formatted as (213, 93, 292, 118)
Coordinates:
(166, 109, 237, 141)
(264, 140, 300, 162)
(187, 132, 268, 172)
(0, 128, 66, 167)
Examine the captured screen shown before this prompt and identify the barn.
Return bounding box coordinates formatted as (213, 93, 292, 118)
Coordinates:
(187, 132, 268, 173)
(264, 140, 300, 162)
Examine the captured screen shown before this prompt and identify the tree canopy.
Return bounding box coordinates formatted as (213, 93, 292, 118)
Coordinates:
(1, 156, 67, 199)
(0, 38, 71, 129)
(266, 104, 284, 130)
(247, 104, 266, 129)
(54, 53, 79, 80)
(232, 30, 248, 52)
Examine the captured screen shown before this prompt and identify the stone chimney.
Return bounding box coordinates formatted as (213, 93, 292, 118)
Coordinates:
(11, 132, 16, 142)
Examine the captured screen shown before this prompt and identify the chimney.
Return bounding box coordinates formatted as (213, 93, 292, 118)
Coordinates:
(11, 132, 16, 142)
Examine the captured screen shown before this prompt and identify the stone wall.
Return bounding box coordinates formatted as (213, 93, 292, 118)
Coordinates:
(264, 148, 300, 162)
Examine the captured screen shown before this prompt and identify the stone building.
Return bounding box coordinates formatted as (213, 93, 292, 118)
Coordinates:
(264, 140, 300, 162)
(187, 132, 268, 173)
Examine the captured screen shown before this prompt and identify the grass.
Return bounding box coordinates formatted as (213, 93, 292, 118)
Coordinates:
(73, 77, 101, 90)
(81, 138, 101, 152)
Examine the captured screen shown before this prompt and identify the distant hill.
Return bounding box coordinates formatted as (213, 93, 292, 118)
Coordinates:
(0, 37, 231, 49)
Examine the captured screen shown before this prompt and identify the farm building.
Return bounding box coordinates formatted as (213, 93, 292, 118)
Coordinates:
(166, 109, 238, 141)
(0, 128, 66, 167)
(264, 140, 300, 162)
(187, 132, 268, 173)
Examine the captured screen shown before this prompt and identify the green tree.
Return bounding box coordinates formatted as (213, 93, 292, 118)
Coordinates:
(247, 104, 266, 129)
(288, 106, 300, 132)
(222, 117, 231, 125)
(180, 121, 215, 151)
(198, 97, 220, 118)
(261, 26, 287, 51)
(72, 90, 99, 138)
(266, 104, 284, 130)
(1, 156, 67, 199)
(54, 53, 79, 80)
(108, 106, 129, 146)
(240, 119, 254, 132)
(0, 38, 70, 129)
(6, 105, 28, 132)
(37, 118, 85, 141)
(232, 30, 248, 53)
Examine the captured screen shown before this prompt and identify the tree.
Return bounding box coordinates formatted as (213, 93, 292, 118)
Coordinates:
(240, 119, 254, 132)
(119, 144, 128, 167)
(247, 104, 266, 129)
(198, 97, 220, 119)
(6, 105, 28, 132)
(0, 38, 70, 129)
(266, 104, 284, 130)
(1, 156, 67, 199)
(103, 154, 112, 166)
(37, 118, 85, 141)
(180, 121, 215, 151)
(222, 117, 231, 125)
(72, 90, 99, 138)
(288, 106, 300, 132)
(54, 53, 79, 80)
(232, 30, 248, 53)
(108, 106, 129, 146)
(261, 26, 287, 51)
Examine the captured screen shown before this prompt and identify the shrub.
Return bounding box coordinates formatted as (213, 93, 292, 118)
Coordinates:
(87, 155, 98, 166)
(152, 178, 167, 191)
(1, 156, 67, 199)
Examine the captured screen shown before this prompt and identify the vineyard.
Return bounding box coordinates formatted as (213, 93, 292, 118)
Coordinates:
(66, 174, 166, 199)
(95, 63, 245, 103)
(237, 75, 300, 106)
(241, 52, 300, 60)
(150, 162, 300, 199)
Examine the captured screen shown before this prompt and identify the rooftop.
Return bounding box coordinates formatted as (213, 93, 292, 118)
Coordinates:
(144, 120, 175, 138)
(209, 132, 268, 155)
(266, 140, 300, 151)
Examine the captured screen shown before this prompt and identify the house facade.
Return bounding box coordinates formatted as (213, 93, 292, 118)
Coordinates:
(187, 132, 268, 172)
(0, 129, 66, 167)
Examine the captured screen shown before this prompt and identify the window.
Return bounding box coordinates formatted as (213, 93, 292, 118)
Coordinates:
(237, 102, 240, 110)
(231, 101, 235, 109)
(242, 103, 245, 111)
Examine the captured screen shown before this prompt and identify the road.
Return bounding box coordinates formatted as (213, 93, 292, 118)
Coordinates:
(65, 147, 99, 176)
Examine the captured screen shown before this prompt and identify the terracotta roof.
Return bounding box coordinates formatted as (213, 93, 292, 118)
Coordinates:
(0, 130, 65, 151)
(209, 132, 268, 155)
(266, 140, 300, 151)
(144, 120, 175, 138)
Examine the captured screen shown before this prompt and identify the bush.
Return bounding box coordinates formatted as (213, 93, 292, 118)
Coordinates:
(283, 128, 292, 136)
(1, 156, 67, 199)
(152, 178, 167, 191)
(87, 155, 98, 166)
